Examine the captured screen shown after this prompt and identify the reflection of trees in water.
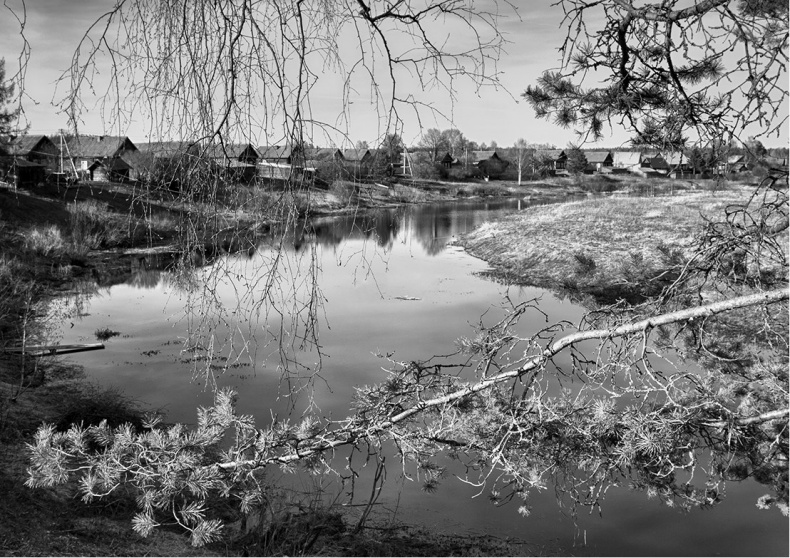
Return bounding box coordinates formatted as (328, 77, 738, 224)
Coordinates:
(278, 199, 524, 256)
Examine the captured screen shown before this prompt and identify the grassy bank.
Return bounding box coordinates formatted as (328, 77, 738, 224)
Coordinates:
(459, 184, 761, 303)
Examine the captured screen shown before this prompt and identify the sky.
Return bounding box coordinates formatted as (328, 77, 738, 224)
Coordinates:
(0, 0, 787, 149)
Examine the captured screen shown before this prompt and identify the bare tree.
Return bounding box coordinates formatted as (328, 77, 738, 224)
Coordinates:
(418, 128, 448, 162)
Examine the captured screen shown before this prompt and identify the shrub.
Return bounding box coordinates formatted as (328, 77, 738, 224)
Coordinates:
(67, 200, 125, 249)
(329, 180, 359, 204)
(23, 225, 66, 256)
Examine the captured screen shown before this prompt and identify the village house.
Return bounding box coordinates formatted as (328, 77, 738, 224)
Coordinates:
(7, 135, 60, 172)
(198, 143, 259, 182)
(470, 150, 509, 179)
(534, 149, 567, 174)
(65, 135, 140, 181)
(440, 152, 461, 168)
(0, 135, 60, 187)
(662, 152, 690, 174)
(584, 150, 613, 172)
(258, 145, 308, 165)
(720, 154, 749, 174)
(612, 151, 642, 173)
(340, 148, 372, 165)
(257, 145, 316, 185)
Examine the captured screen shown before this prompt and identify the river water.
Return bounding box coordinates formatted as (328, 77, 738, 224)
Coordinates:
(51, 197, 787, 556)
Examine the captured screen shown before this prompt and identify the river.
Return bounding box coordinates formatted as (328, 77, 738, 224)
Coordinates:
(50, 196, 788, 556)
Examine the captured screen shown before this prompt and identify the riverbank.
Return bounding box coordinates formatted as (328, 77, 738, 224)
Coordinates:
(458, 181, 770, 304)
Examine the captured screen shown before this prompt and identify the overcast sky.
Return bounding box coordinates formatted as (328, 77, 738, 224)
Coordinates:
(1, 0, 787, 148)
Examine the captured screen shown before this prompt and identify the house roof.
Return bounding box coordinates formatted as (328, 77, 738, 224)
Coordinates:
(440, 152, 460, 164)
(119, 151, 154, 171)
(727, 154, 746, 164)
(258, 145, 294, 160)
(202, 143, 258, 160)
(535, 149, 566, 160)
(612, 151, 641, 166)
(306, 147, 341, 161)
(662, 152, 687, 166)
(9, 158, 45, 168)
(471, 150, 500, 161)
(89, 157, 131, 171)
(648, 156, 669, 170)
(341, 148, 371, 162)
(584, 151, 612, 163)
(10, 135, 55, 156)
(137, 141, 197, 156)
(65, 135, 137, 158)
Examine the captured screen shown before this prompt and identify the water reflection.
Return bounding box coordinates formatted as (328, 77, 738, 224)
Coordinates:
(288, 198, 525, 256)
(119, 198, 528, 290)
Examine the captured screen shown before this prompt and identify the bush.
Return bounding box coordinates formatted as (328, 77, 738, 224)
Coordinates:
(329, 180, 359, 204)
(67, 200, 125, 249)
(23, 225, 66, 256)
(578, 174, 620, 193)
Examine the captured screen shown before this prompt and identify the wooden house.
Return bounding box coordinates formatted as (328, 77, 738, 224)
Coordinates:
(198, 143, 259, 182)
(7, 135, 60, 172)
(88, 157, 133, 182)
(340, 148, 372, 164)
(203, 143, 259, 165)
(137, 141, 199, 159)
(65, 135, 139, 180)
(258, 145, 308, 165)
(612, 151, 642, 173)
(470, 150, 509, 179)
(535, 149, 567, 171)
(2, 158, 46, 187)
(584, 150, 613, 172)
(440, 152, 461, 168)
(721, 154, 748, 174)
(662, 152, 689, 172)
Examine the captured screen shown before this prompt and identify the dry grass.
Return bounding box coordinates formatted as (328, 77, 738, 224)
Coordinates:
(23, 225, 67, 257)
(460, 186, 756, 292)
